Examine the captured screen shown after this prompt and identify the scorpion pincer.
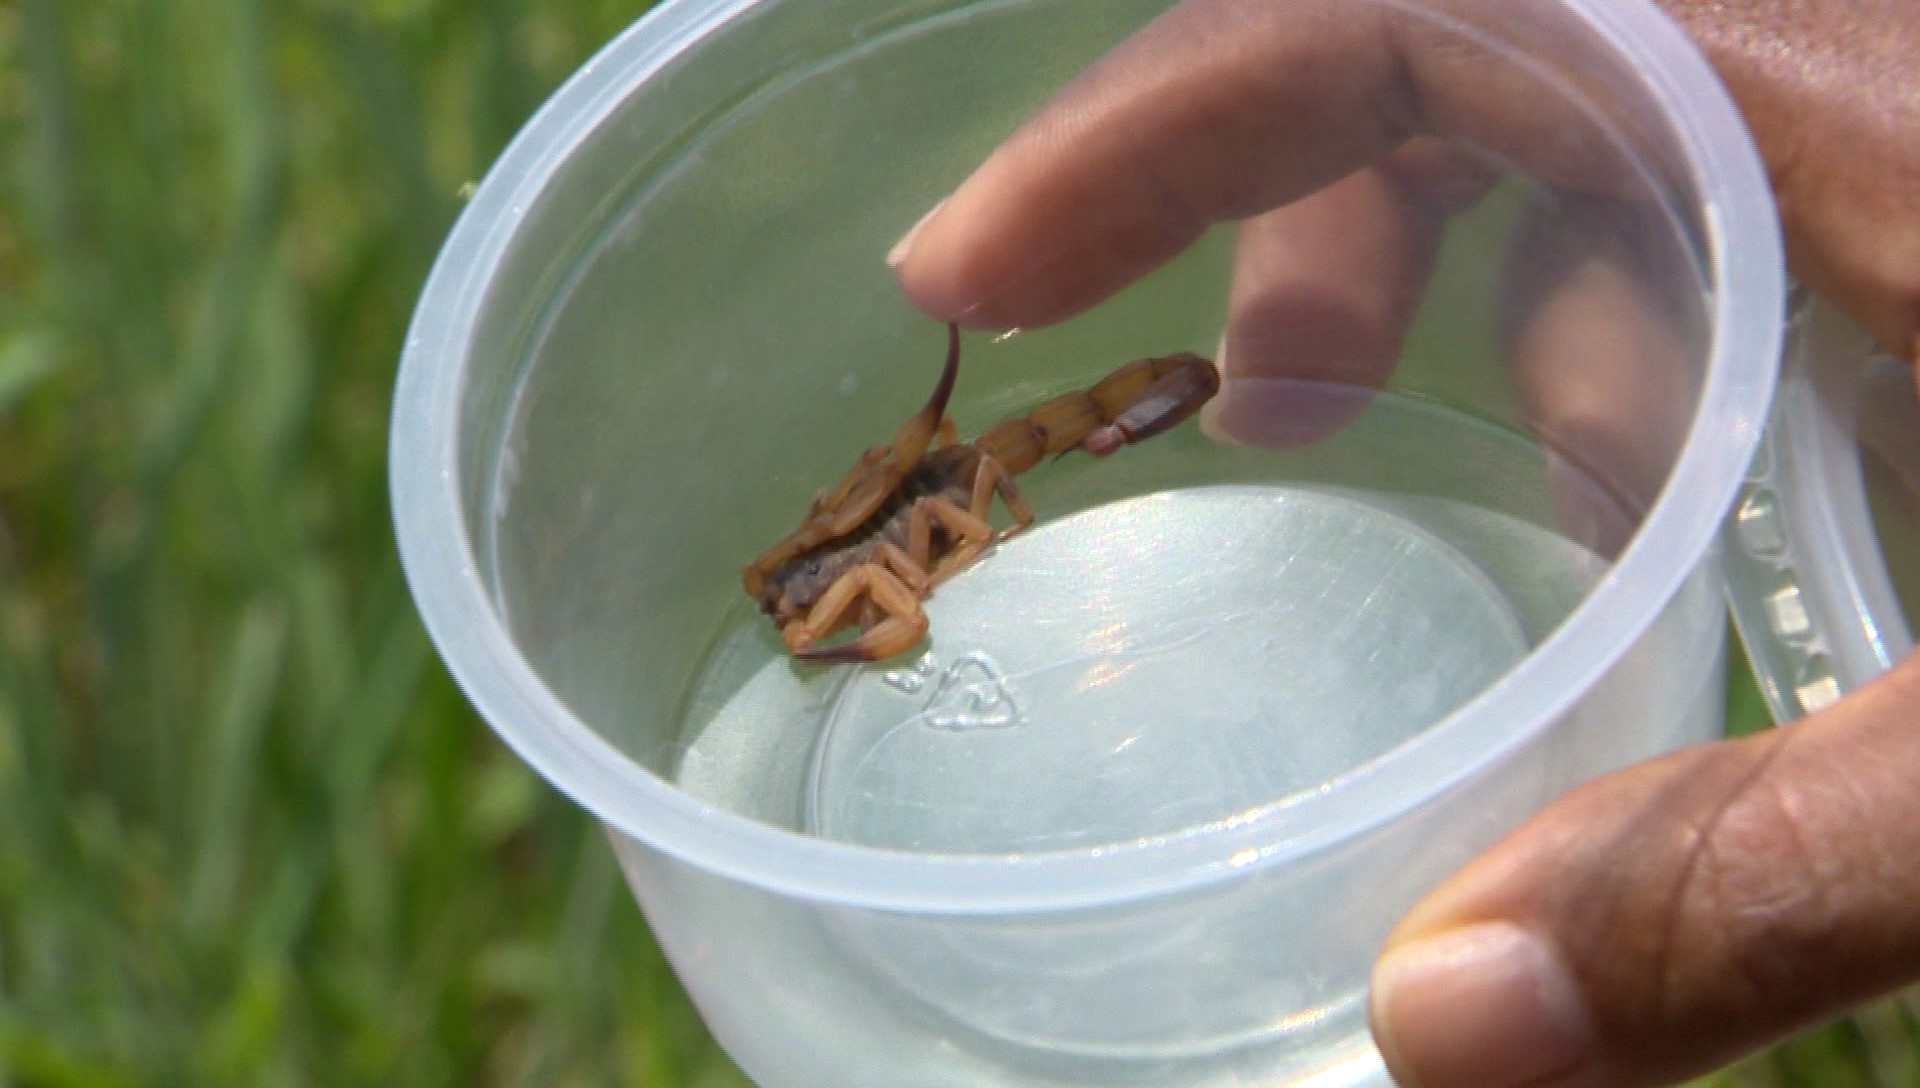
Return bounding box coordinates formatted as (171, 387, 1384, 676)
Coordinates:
(741, 323, 1221, 663)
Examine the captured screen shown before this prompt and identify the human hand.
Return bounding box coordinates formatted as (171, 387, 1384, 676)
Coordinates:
(885, 1, 1920, 1086)
(888, 0, 1918, 364)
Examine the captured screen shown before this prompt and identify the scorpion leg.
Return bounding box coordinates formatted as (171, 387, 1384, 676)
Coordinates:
(968, 454, 1032, 540)
(871, 539, 931, 593)
(857, 538, 936, 628)
(901, 496, 971, 577)
(905, 499, 936, 573)
(920, 496, 999, 584)
(790, 563, 930, 662)
(905, 456, 1032, 585)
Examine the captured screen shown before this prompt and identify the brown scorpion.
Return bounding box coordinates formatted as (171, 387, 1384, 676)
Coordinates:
(742, 324, 1220, 663)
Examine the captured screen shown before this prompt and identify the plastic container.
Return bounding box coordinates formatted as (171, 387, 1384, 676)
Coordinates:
(390, 0, 1796, 1084)
(1726, 296, 1917, 721)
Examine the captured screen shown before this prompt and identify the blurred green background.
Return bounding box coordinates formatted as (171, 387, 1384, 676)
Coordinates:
(0, 1, 1912, 1086)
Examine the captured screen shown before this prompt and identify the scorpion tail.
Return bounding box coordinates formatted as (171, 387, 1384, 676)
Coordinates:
(971, 351, 1221, 475)
(886, 322, 962, 466)
(1080, 353, 1220, 456)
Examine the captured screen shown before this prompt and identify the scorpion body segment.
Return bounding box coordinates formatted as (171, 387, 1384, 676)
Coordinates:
(742, 325, 1220, 662)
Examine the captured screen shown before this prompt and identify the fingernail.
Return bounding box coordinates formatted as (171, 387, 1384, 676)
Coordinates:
(887, 198, 947, 268)
(1369, 922, 1595, 1088)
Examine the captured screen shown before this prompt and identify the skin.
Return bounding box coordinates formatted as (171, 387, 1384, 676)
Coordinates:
(885, 2, 1920, 1086)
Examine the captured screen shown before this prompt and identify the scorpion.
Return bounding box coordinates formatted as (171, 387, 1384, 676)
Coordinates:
(742, 323, 1220, 663)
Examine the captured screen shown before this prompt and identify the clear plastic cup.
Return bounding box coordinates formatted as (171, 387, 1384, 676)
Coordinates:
(390, 0, 1782, 1084)
(1726, 297, 1917, 721)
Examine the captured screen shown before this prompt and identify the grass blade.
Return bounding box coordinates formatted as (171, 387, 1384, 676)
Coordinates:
(184, 597, 289, 938)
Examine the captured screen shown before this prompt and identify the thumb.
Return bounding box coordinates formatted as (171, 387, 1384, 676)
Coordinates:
(1368, 650, 1920, 1088)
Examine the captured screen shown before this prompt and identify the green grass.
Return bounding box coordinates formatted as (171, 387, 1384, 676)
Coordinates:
(0, 1, 742, 1084)
(0, 2, 1912, 1086)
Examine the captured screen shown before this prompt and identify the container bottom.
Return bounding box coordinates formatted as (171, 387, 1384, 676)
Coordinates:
(800, 486, 1528, 856)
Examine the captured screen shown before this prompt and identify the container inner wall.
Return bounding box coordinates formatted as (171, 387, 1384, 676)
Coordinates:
(480, 0, 1719, 831)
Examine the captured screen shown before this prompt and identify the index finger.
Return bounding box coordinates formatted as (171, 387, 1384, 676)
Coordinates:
(888, 0, 1664, 330)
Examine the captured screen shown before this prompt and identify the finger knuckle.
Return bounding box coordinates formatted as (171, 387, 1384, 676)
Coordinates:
(1554, 737, 1851, 1033)
(1668, 767, 1847, 1017)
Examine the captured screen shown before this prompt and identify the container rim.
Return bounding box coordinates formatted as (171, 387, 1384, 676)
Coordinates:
(390, 0, 1783, 913)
